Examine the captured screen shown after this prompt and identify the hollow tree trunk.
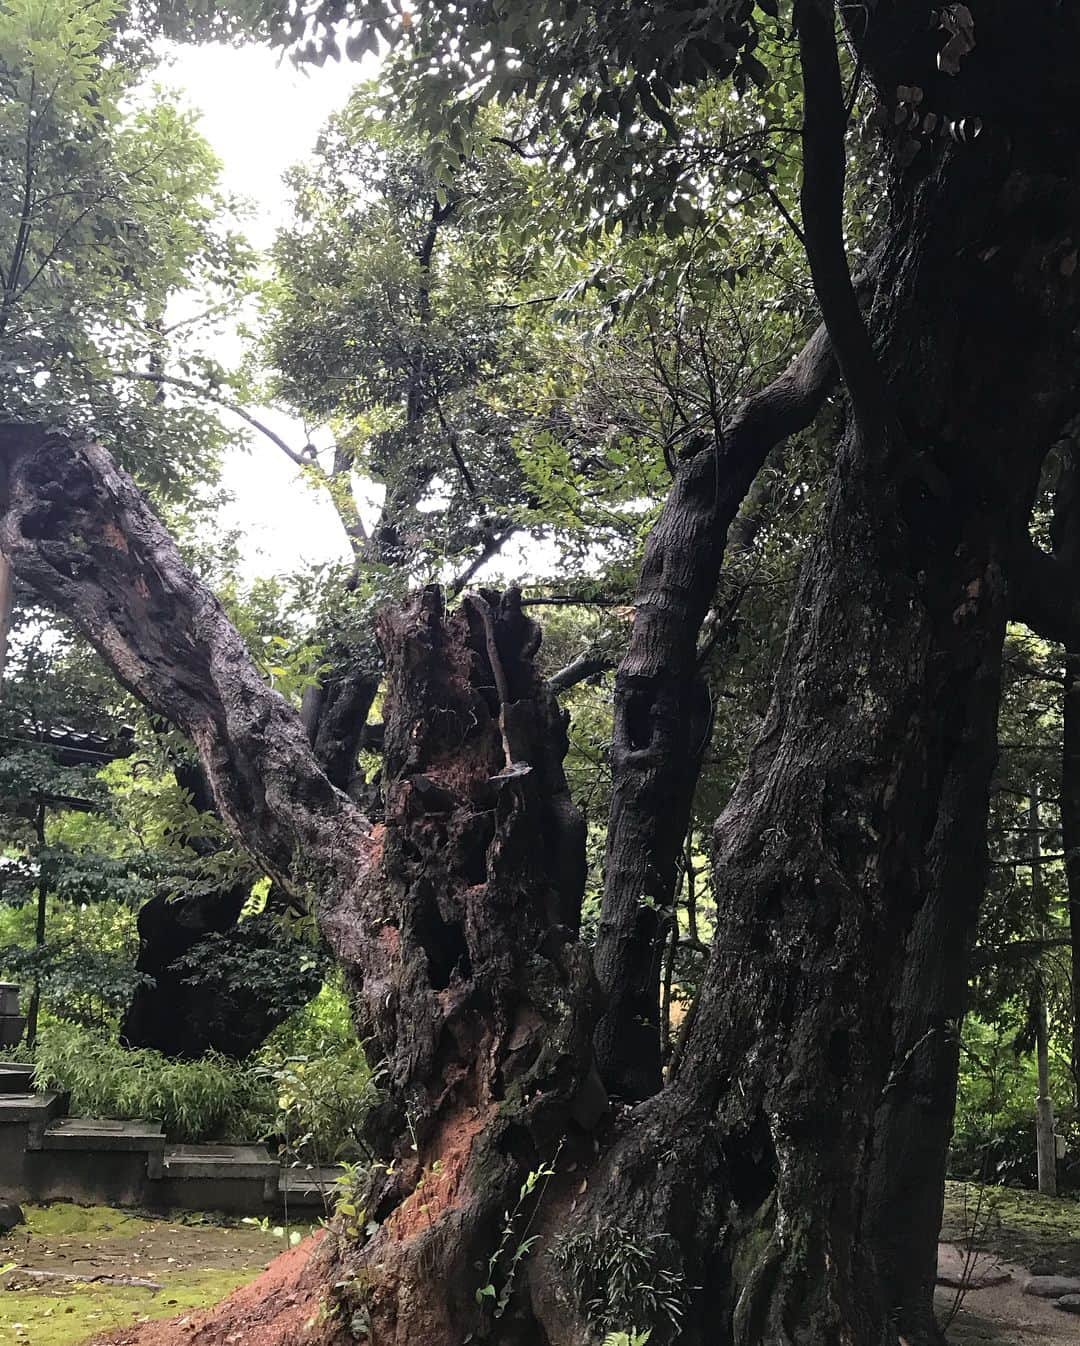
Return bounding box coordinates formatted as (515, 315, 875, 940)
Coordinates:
(0, 429, 597, 1344)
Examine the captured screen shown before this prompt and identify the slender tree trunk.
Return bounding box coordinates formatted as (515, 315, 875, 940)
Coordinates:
(0, 551, 13, 692)
(300, 663, 381, 795)
(25, 798, 46, 1050)
(1030, 782, 1058, 1196)
(1063, 649, 1080, 1106)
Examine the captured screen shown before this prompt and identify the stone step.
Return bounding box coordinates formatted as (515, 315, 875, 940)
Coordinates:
(162, 1143, 277, 1180)
(278, 1166, 345, 1206)
(150, 1143, 280, 1214)
(44, 1117, 164, 1150)
(0, 1062, 35, 1094)
(44, 1117, 164, 1179)
(0, 1091, 67, 1143)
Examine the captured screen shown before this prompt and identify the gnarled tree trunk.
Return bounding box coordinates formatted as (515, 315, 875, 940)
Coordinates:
(539, 6, 1080, 1339)
(5, 7, 1080, 1345)
(0, 429, 598, 1344)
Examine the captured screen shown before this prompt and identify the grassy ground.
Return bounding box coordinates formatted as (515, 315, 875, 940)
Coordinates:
(0, 1204, 302, 1346)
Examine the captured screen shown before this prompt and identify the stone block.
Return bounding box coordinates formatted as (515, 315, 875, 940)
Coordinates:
(147, 1144, 279, 1215)
(1023, 1274, 1080, 1299)
(279, 1166, 344, 1209)
(0, 1063, 33, 1095)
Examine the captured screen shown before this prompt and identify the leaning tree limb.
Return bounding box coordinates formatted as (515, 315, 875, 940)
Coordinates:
(794, 0, 887, 442)
(593, 316, 841, 1099)
(0, 424, 367, 894)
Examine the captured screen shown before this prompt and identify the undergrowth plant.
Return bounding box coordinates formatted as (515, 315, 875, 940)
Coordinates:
(24, 1018, 271, 1141)
(266, 1044, 381, 1166)
(19, 979, 382, 1152)
(475, 1149, 561, 1322)
(550, 1224, 692, 1343)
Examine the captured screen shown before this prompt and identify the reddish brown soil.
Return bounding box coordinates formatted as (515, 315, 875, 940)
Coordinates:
(382, 1103, 493, 1244)
(86, 1232, 348, 1346)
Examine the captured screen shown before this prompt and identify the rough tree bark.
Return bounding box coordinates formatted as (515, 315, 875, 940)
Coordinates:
(0, 427, 597, 1344)
(129, 189, 469, 1052)
(542, 4, 1080, 1342)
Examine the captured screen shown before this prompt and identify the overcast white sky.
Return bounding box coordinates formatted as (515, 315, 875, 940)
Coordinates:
(154, 41, 549, 591)
(154, 42, 370, 579)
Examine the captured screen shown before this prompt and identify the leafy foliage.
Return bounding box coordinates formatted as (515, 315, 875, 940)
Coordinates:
(0, 0, 254, 497)
(24, 1017, 273, 1141)
(18, 978, 378, 1153)
(551, 1224, 692, 1343)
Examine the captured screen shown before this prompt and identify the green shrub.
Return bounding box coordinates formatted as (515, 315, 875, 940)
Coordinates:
(25, 1018, 272, 1142)
(258, 977, 382, 1164)
(16, 979, 382, 1158)
(950, 1015, 1078, 1190)
(0, 897, 141, 1030)
(264, 1046, 381, 1165)
(259, 977, 357, 1058)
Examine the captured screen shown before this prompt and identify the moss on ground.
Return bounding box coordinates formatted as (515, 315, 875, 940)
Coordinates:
(20, 1205, 147, 1241)
(0, 1266, 252, 1346)
(0, 1203, 288, 1346)
(941, 1180, 1080, 1277)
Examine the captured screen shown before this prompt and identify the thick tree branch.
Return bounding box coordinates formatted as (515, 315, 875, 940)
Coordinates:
(795, 0, 885, 437)
(0, 424, 371, 894)
(447, 525, 517, 596)
(1008, 538, 1080, 645)
(546, 650, 615, 697)
(593, 316, 841, 1098)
